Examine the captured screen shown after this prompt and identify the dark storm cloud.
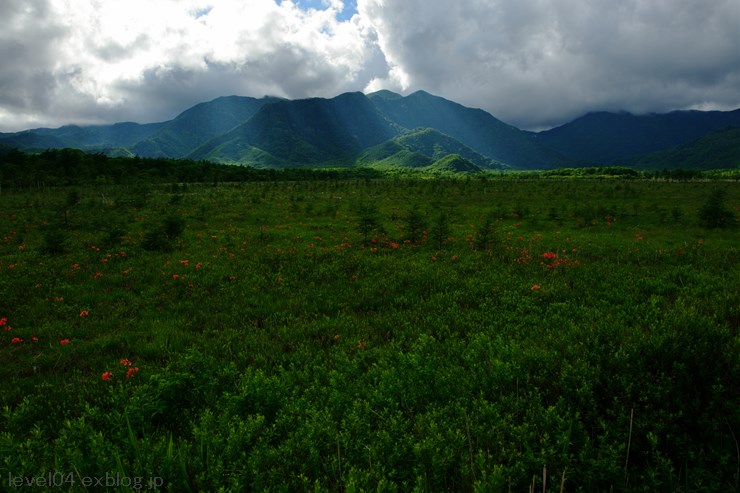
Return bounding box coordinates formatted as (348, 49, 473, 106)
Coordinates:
(361, 0, 740, 129)
(0, 1, 71, 124)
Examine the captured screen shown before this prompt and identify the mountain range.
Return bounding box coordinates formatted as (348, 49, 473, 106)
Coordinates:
(2, 90, 738, 171)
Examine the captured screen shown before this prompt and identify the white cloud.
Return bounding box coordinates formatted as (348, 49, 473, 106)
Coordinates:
(0, 0, 380, 130)
(0, 0, 737, 131)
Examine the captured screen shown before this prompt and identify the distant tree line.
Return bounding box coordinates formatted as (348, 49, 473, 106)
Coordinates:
(0, 148, 736, 189)
(0, 148, 385, 188)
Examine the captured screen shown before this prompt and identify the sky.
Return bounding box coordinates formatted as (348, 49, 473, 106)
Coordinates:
(0, 0, 738, 132)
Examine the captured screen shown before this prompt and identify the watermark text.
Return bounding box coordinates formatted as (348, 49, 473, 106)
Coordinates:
(7, 472, 164, 490)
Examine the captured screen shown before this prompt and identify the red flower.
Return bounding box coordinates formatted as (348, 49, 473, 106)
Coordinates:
(120, 358, 132, 366)
(59, 339, 71, 345)
(11, 337, 22, 344)
(31, 337, 38, 342)
(531, 285, 541, 291)
(79, 310, 89, 317)
(101, 372, 113, 381)
(390, 242, 399, 249)
(125, 367, 140, 380)
(540, 251, 558, 259)
(0, 317, 6, 327)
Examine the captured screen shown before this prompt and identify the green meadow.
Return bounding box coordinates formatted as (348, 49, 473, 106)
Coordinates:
(1, 174, 738, 492)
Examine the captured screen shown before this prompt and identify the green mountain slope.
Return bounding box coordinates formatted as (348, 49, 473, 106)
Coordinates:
(356, 140, 433, 169)
(425, 154, 483, 174)
(190, 92, 400, 166)
(356, 128, 508, 170)
(368, 90, 563, 169)
(131, 96, 282, 158)
(535, 109, 740, 164)
(0, 132, 70, 150)
(0, 122, 165, 151)
(630, 126, 740, 170)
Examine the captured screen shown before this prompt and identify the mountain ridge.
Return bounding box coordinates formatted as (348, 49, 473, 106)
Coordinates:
(535, 108, 740, 164)
(1, 91, 738, 171)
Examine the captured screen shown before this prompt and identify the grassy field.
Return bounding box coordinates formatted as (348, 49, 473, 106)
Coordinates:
(1, 177, 738, 492)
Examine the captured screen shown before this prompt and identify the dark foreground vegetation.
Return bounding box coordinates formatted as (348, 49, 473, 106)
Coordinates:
(1, 148, 739, 188)
(1, 151, 738, 492)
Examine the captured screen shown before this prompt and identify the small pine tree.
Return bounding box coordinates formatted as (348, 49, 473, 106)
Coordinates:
(41, 224, 67, 255)
(356, 202, 381, 244)
(431, 212, 451, 250)
(163, 214, 186, 239)
(405, 205, 427, 244)
(142, 214, 186, 252)
(474, 215, 495, 251)
(698, 189, 734, 228)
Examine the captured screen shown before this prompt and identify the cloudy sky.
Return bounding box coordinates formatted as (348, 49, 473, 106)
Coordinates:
(1, 0, 738, 132)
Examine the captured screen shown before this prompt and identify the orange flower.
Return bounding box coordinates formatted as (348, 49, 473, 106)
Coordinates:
(79, 310, 89, 317)
(101, 372, 113, 381)
(531, 285, 541, 291)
